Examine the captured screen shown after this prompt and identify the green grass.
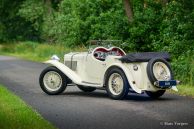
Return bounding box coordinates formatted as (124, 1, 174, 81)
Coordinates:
(0, 41, 86, 62)
(0, 85, 56, 129)
(169, 85, 194, 98)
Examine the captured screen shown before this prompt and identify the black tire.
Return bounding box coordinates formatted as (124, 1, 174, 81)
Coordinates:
(146, 58, 172, 98)
(77, 85, 96, 92)
(105, 67, 129, 100)
(39, 66, 67, 95)
(145, 90, 166, 99)
(147, 58, 173, 85)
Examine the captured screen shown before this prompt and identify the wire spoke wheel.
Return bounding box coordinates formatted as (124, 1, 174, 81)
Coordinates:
(153, 62, 171, 81)
(147, 58, 173, 85)
(105, 67, 129, 100)
(39, 66, 67, 95)
(43, 71, 62, 91)
(108, 73, 124, 95)
(146, 58, 173, 99)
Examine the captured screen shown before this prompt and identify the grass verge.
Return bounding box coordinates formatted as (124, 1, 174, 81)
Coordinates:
(0, 41, 86, 62)
(0, 84, 56, 129)
(169, 85, 194, 98)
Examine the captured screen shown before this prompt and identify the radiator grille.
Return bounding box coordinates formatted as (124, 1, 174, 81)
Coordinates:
(65, 61, 77, 71)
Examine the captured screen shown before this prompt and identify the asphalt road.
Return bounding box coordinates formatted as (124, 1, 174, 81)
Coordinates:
(0, 55, 193, 129)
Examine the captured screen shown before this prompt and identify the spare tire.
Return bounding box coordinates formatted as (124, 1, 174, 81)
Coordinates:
(147, 58, 173, 86)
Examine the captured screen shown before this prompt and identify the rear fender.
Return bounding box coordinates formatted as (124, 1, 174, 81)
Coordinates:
(104, 63, 142, 94)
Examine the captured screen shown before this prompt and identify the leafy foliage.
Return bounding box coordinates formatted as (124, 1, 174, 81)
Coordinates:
(0, 0, 193, 84)
(0, 0, 39, 41)
(39, 0, 129, 46)
(18, 0, 44, 31)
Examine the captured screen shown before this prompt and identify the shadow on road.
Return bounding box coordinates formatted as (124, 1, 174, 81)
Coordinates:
(61, 90, 177, 102)
(125, 94, 176, 101)
(62, 91, 108, 98)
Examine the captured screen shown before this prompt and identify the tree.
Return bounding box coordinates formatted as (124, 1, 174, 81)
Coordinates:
(123, 0, 133, 22)
(161, 0, 169, 6)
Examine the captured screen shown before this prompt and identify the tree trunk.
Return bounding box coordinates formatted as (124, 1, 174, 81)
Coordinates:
(161, 0, 169, 6)
(144, 0, 147, 8)
(44, 0, 52, 15)
(123, 0, 133, 22)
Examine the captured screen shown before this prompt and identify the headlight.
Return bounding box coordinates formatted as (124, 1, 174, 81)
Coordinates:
(51, 55, 60, 61)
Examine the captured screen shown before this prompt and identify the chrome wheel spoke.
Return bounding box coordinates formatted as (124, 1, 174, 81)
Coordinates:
(153, 62, 171, 81)
(108, 73, 124, 95)
(43, 71, 62, 91)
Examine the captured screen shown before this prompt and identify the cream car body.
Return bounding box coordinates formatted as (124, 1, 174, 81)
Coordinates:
(40, 45, 179, 99)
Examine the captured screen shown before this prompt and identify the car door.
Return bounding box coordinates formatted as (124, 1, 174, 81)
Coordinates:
(85, 55, 106, 84)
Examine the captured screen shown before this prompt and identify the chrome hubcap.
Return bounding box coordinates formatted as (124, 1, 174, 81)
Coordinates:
(43, 71, 62, 91)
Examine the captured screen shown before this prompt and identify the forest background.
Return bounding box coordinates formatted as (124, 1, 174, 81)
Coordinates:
(0, 0, 193, 88)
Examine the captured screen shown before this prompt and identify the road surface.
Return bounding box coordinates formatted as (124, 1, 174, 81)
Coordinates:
(0, 55, 193, 129)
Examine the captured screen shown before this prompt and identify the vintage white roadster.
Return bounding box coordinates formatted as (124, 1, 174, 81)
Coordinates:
(39, 40, 179, 99)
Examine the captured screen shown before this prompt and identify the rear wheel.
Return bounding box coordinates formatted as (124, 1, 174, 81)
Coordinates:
(77, 85, 96, 92)
(39, 66, 67, 95)
(105, 67, 129, 100)
(145, 90, 166, 99)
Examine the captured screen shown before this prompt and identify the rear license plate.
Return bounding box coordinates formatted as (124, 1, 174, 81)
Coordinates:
(158, 80, 177, 87)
